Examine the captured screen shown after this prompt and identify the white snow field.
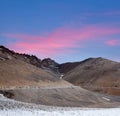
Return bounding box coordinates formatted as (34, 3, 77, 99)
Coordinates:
(0, 108, 120, 116)
(0, 94, 120, 116)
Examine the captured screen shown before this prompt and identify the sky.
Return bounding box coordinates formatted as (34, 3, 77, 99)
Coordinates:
(0, 0, 120, 63)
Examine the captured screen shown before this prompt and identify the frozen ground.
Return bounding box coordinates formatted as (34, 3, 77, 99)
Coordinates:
(0, 108, 120, 116)
(0, 94, 120, 116)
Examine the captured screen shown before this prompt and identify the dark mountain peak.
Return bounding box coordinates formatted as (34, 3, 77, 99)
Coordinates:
(0, 45, 16, 60)
(94, 57, 108, 61)
(96, 57, 103, 59)
(0, 45, 15, 54)
(41, 58, 59, 73)
(80, 57, 94, 63)
(41, 58, 59, 67)
(19, 54, 42, 67)
(59, 58, 100, 74)
(0, 46, 60, 73)
(80, 57, 107, 63)
(0, 45, 7, 49)
(0, 45, 6, 49)
(59, 61, 81, 74)
(0, 45, 42, 67)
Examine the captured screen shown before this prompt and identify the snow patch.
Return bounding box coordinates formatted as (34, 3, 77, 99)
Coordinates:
(0, 108, 120, 116)
(60, 74, 64, 79)
(0, 93, 120, 116)
(102, 97, 110, 101)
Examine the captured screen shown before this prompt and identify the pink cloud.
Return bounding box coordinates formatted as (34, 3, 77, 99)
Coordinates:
(3, 26, 120, 57)
(105, 39, 120, 46)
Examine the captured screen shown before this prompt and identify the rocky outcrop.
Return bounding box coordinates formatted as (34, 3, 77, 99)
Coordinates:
(41, 58, 59, 73)
(0, 46, 59, 73)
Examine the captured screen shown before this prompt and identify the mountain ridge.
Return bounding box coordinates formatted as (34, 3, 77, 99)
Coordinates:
(63, 57, 120, 95)
(0, 45, 120, 107)
(0, 45, 120, 96)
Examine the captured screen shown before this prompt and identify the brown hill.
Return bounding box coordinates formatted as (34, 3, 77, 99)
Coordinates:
(59, 62, 81, 74)
(0, 46, 71, 89)
(62, 57, 120, 95)
(0, 59, 72, 88)
(0, 45, 42, 67)
(59, 58, 93, 74)
(0, 45, 59, 72)
(0, 46, 120, 107)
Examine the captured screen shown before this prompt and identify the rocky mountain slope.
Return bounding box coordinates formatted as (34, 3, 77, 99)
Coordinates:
(62, 57, 120, 95)
(0, 46, 59, 71)
(0, 46, 71, 89)
(0, 45, 120, 107)
(1, 45, 120, 95)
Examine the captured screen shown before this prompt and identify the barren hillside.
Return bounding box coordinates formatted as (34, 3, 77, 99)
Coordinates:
(0, 45, 120, 108)
(0, 46, 71, 88)
(62, 57, 120, 95)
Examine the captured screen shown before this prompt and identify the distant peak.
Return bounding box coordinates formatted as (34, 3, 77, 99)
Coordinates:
(96, 57, 104, 60)
(0, 45, 5, 48)
(80, 57, 94, 63)
(97, 57, 103, 59)
(41, 58, 59, 66)
(42, 58, 53, 62)
(94, 57, 110, 61)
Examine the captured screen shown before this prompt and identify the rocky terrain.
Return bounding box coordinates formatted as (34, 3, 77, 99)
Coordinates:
(0, 45, 120, 108)
(0, 93, 120, 116)
(0, 46, 71, 89)
(62, 58, 120, 95)
(1, 86, 120, 108)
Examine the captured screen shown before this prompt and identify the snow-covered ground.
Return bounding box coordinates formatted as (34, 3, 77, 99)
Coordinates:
(0, 108, 120, 116)
(0, 93, 120, 116)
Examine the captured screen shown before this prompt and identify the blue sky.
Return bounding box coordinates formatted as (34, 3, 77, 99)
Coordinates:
(0, 0, 120, 63)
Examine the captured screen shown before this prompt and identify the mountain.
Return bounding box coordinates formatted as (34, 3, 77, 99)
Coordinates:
(0, 45, 59, 71)
(62, 57, 120, 95)
(41, 58, 59, 74)
(0, 45, 71, 89)
(59, 58, 94, 73)
(0, 45, 120, 107)
(1, 45, 120, 96)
